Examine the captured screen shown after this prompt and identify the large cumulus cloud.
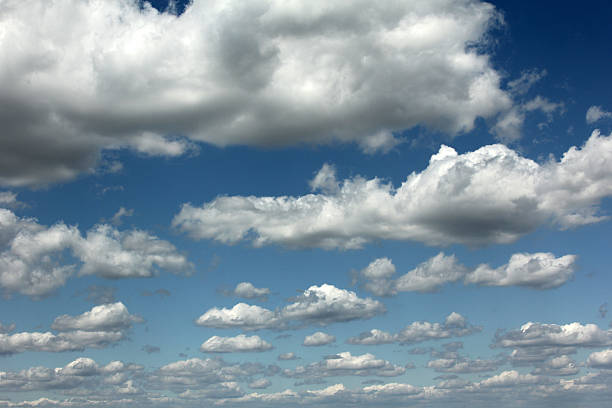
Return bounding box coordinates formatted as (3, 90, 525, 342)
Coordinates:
(0, 0, 512, 186)
(174, 131, 612, 248)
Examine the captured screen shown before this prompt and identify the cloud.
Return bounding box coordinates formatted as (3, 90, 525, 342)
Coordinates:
(0, 302, 141, 355)
(357, 252, 575, 296)
(477, 370, 547, 388)
(493, 322, 612, 350)
(531, 355, 579, 376)
(347, 312, 480, 346)
(0, 322, 16, 334)
(200, 335, 273, 353)
(110, 207, 134, 226)
(231, 282, 271, 300)
(586, 106, 612, 124)
(174, 131, 612, 249)
(0, 192, 24, 209)
(278, 352, 298, 361)
(196, 284, 384, 330)
(283, 352, 405, 379)
(142, 345, 161, 354)
(51, 302, 143, 332)
(427, 354, 502, 373)
(587, 349, 612, 368)
(507, 69, 547, 96)
(0, 0, 513, 187)
(0, 208, 192, 297)
(303, 332, 336, 347)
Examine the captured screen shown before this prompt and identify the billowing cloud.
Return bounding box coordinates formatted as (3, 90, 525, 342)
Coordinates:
(51, 302, 143, 332)
(174, 131, 612, 249)
(303, 332, 336, 347)
(0, 302, 141, 355)
(200, 335, 273, 353)
(0, 208, 192, 297)
(196, 284, 384, 330)
(427, 355, 501, 373)
(586, 106, 612, 124)
(231, 282, 271, 300)
(531, 355, 579, 376)
(347, 312, 480, 345)
(0, 0, 513, 187)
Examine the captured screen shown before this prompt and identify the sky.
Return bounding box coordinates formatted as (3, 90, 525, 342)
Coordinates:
(1, 0, 612, 407)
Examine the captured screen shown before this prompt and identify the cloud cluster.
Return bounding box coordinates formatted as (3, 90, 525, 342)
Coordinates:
(230, 282, 271, 300)
(493, 322, 612, 349)
(0, 208, 192, 297)
(586, 106, 612, 124)
(357, 252, 576, 296)
(347, 312, 480, 345)
(0, 302, 141, 354)
(196, 284, 384, 330)
(283, 352, 406, 379)
(200, 335, 273, 353)
(0, 0, 513, 186)
(174, 131, 612, 249)
(303, 332, 336, 347)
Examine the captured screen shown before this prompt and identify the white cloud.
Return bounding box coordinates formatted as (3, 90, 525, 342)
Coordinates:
(0, 192, 24, 209)
(347, 312, 480, 345)
(586, 106, 612, 124)
(477, 370, 545, 388)
(200, 334, 273, 353)
(357, 252, 576, 296)
(283, 352, 405, 379)
(0, 303, 141, 355)
(493, 322, 612, 349)
(531, 355, 579, 376)
(278, 352, 298, 361)
(231, 282, 271, 300)
(0, 0, 512, 187)
(51, 302, 143, 332)
(587, 349, 612, 368)
(0, 208, 192, 297)
(174, 131, 612, 249)
(303, 332, 336, 347)
(249, 378, 272, 389)
(427, 355, 501, 373)
(507, 69, 547, 96)
(196, 284, 384, 330)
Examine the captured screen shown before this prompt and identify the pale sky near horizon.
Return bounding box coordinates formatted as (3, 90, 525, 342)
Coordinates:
(1, 1, 612, 407)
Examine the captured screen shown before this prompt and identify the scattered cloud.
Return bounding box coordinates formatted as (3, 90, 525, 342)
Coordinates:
(587, 349, 612, 369)
(0, 302, 141, 354)
(278, 352, 299, 361)
(0, 208, 193, 297)
(200, 334, 273, 353)
(493, 322, 612, 350)
(174, 131, 612, 249)
(142, 345, 161, 354)
(347, 312, 481, 346)
(196, 284, 384, 330)
(230, 282, 271, 300)
(283, 352, 406, 379)
(110, 207, 134, 226)
(357, 252, 575, 296)
(303, 332, 336, 347)
(586, 106, 612, 124)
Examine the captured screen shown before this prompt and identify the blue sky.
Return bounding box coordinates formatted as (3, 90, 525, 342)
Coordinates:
(1, 0, 612, 407)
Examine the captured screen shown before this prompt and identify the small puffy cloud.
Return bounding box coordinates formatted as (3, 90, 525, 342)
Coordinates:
(586, 106, 612, 124)
(249, 379, 272, 389)
(278, 352, 298, 361)
(0, 0, 511, 186)
(174, 131, 612, 249)
(200, 334, 273, 353)
(196, 284, 384, 330)
(587, 349, 612, 369)
(0, 303, 141, 355)
(0, 208, 192, 297)
(303, 332, 336, 347)
(358, 252, 576, 296)
(51, 302, 143, 332)
(493, 322, 612, 349)
(284, 352, 405, 379)
(477, 370, 546, 388)
(347, 312, 480, 346)
(231, 282, 271, 300)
